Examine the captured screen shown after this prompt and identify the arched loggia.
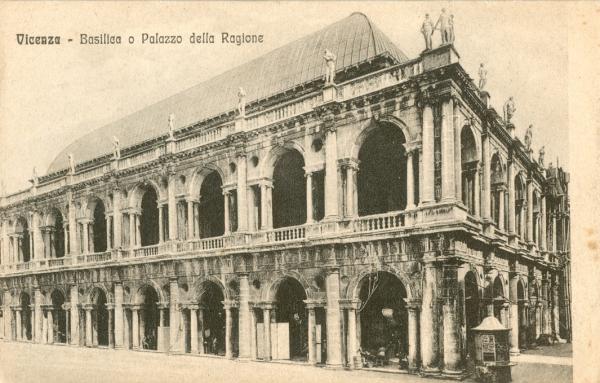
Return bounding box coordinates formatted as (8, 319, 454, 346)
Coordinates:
(19, 292, 32, 340)
(464, 271, 480, 359)
(199, 282, 226, 355)
(140, 187, 159, 246)
(272, 149, 306, 228)
(199, 171, 225, 238)
(92, 200, 107, 252)
(139, 286, 160, 350)
(357, 271, 408, 369)
(14, 217, 31, 263)
(51, 290, 67, 343)
(273, 277, 308, 361)
(357, 125, 407, 216)
(461, 126, 478, 215)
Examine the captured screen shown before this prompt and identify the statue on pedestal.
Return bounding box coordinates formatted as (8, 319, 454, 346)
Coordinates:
(168, 113, 175, 139)
(32, 167, 38, 186)
(524, 124, 533, 151)
(503, 97, 516, 123)
(434, 8, 451, 45)
(421, 13, 434, 50)
(478, 63, 487, 90)
(112, 136, 121, 159)
(68, 153, 75, 174)
(449, 14, 455, 43)
(323, 49, 337, 84)
(538, 146, 545, 167)
(237, 87, 247, 117)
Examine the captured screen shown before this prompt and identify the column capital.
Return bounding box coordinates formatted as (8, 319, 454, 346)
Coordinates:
(105, 303, 115, 310)
(83, 304, 94, 311)
(188, 304, 200, 311)
(404, 298, 422, 311)
(259, 301, 276, 310)
(222, 300, 239, 309)
(61, 303, 71, 311)
(337, 158, 359, 170)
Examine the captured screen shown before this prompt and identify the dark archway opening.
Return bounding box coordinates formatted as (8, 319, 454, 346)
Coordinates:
(465, 271, 480, 360)
(358, 125, 406, 216)
(92, 201, 107, 252)
(51, 290, 67, 343)
(199, 172, 225, 238)
(273, 150, 306, 228)
(358, 271, 408, 368)
(493, 277, 504, 322)
(20, 293, 32, 340)
(461, 127, 478, 215)
(141, 286, 159, 350)
(200, 283, 225, 355)
(140, 188, 159, 246)
(93, 289, 109, 346)
(274, 278, 308, 360)
(16, 218, 31, 263)
(52, 211, 65, 258)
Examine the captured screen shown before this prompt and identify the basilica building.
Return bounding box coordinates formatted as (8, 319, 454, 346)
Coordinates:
(0, 12, 571, 377)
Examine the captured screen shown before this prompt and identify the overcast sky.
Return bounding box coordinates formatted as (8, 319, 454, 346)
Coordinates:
(0, 1, 568, 194)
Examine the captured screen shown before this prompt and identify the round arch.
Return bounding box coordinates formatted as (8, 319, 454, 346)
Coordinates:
(350, 116, 412, 160)
(460, 123, 482, 160)
(262, 271, 313, 302)
(132, 282, 166, 305)
(262, 141, 307, 180)
(195, 279, 228, 356)
(347, 265, 415, 301)
(188, 163, 227, 198)
(128, 180, 163, 210)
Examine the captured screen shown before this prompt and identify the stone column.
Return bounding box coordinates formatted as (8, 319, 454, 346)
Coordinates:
(237, 153, 248, 232)
(498, 188, 505, 230)
(510, 300, 520, 355)
(325, 267, 343, 367)
(113, 189, 122, 248)
(223, 191, 231, 235)
(345, 165, 357, 217)
(238, 273, 251, 359)
(198, 306, 205, 354)
(421, 263, 439, 372)
(421, 105, 434, 204)
(541, 196, 547, 250)
(82, 221, 89, 254)
(346, 303, 358, 368)
(63, 304, 70, 344)
(70, 285, 79, 346)
(508, 161, 516, 234)
(63, 224, 69, 255)
(305, 172, 314, 224)
(441, 97, 455, 201)
(250, 307, 258, 360)
(131, 306, 139, 349)
(169, 278, 180, 352)
(482, 132, 491, 220)
(406, 148, 415, 209)
(114, 283, 124, 348)
(47, 308, 54, 344)
(190, 305, 199, 353)
(552, 214, 557, 252)
(263, 304, 273, 361)
(168, 173, 178, 241)
(128, 213, 137, 247)
(552, 280, 561, 340)
(32, 211, 43, 260)
(107, 304, 115, 348)
(85, 305, 93, 346)
(34, 288, 43, 343)
(306, 303, 317, 365)
(30, 304, 35, 342)
(474, 165, 481, 217)
(324, 127, 339, 219)
(406, 300, 421, 372)
(40, 309, 46, 343)
(260, 183, 271, 230)
(158, 205, 164, 243)
(453, 102, 462, 201)
(187, 200, 195, 239)
(106, 216, 112, 250)
(224, 302, 234, 359)
(527, 179, 534, 243)
(442, 268, 461, 374)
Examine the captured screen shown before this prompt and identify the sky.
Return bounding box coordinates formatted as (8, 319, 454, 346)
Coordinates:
(0, 1, 569, 194)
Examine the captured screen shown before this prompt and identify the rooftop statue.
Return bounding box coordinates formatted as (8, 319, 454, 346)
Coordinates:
(503, 97, 516, 124)
(421, 13, 434, 50)
(68, 153, 75, 174)
(478, 63, 487, 91)
(112, 136, 121, 159)
(434, 8, 451, 45)
(32, 167, 38, 186)
(539, 146, 545, 166)
(237, 87, 247, 117)
(168, 113, 175, 139)
(323, 49, 337, 84)
(449, 14, 455, 43)
(524, 124, 533, 151)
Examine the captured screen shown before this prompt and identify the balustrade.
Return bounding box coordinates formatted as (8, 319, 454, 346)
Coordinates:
(353, 211, 405, 232)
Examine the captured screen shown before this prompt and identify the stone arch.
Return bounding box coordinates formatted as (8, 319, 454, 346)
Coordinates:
(85, 194, 109, 219)
(346, 265, 415, 301)
(43, 207, 66, 227)
(491, 151, 507, 185)
(460, 123, 482, 160)
(47, 286, 68, 305)
(128, 179, 163, 210)
(261, 271, 313, 302)
(187, 163, 227, 198)
(193, 276, 232, 302)
(85, 284, 112, 305)
(132, 281, 167, 305)
(261, 141, 307, 180)
(350, 115, 411, 160)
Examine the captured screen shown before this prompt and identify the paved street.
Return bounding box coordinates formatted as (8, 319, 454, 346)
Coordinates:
(0, 341, 572, 383)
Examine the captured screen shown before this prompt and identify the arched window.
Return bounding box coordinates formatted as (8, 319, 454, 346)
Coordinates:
(92, 201, 107, 252)
(515, 175, 526, 239)
(140, 188, 159, 246)
(461, 127, 478, 214)
(199, 171, 224, 238)
(272, 149, 306, 228)
(357, 125, 406, 216)
(15, 217, 30, 263)
(490, 154, 506, 228)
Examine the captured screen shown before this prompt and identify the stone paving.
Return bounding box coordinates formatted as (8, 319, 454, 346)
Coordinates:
(0, 341, 572, 383)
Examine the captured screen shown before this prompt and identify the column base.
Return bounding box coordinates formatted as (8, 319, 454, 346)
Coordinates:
(510, 348, 520, 356)
(325, 362, 344, 369)
(441, 369, 469, 380)
(420, 366, 441, 374)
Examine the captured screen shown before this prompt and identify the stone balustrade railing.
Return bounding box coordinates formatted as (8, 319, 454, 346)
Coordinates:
(353, 211, 405, 233)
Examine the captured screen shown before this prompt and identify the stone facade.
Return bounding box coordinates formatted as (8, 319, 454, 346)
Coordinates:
(0, 14, 570, 377)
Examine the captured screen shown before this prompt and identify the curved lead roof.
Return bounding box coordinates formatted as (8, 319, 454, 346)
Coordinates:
(47, 12, 408, 173)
